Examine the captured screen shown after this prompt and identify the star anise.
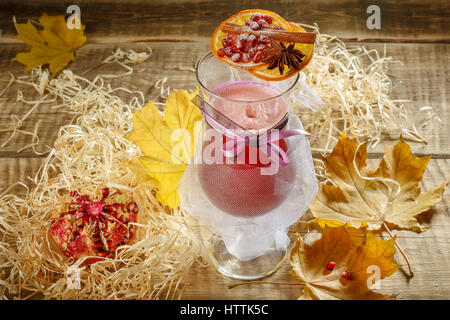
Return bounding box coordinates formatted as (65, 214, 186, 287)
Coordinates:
(262, 40, 305, 74)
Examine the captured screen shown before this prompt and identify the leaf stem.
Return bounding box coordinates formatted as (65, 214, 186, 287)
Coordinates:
(382, 222, 413, 276)
(228, 280, 306, 290)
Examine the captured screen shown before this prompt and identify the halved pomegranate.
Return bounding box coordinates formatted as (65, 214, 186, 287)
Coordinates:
(50, 188, 138, 264)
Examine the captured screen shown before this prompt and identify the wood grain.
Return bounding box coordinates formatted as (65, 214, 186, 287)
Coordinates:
(0, 0, 449, 43)
(1, 42, 448, 156)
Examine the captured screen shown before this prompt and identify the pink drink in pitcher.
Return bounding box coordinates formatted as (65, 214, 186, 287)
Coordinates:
(198, 81, 296, 217)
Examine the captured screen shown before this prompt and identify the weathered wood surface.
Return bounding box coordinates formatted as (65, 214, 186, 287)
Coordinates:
(0, 42, 448, 156)
(1, 0, 449, 42)
(0, 0, 449, 299)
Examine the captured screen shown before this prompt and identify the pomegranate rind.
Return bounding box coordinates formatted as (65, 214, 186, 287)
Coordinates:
(248, 23, 315, 81)
(210, 9, 292, 70)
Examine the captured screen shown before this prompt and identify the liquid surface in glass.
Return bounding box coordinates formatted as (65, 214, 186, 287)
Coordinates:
(198, 80, 295, 217)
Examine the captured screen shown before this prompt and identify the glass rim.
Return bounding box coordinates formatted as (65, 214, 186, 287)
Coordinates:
(195, 51, 300, 104)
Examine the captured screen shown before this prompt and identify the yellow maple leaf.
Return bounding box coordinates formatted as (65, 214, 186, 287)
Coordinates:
(309, 132, 449, 232)
(290, 225, 399, 300)
(13, 14, 86, 76)
(127, 89, 201, 209)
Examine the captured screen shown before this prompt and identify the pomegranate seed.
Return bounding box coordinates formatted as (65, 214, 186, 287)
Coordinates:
(119, 225, 127, 234)
(98, 251, 107, 257)
(230, 45, 239, 53)
(103, 204, 116, 213)
(95, 241, 103, 248)
(119, 215, 126, 223)
(127, 202, 137, 212)
(248, 47, 257, 58)
(224, 47, 233, 57)
(231, 53, 241, 62)
(227, 33, 237, 41)
(217, 48, 225, 57)
(107, 240, 113, 249)
(247, 35, 256, 46)
(263, 15, 273, 24)
(249, 21, 260, 30)
(250, 12, 262, 21)
(245, 20, 252, 27)
(128, 214, 136, 222)
(326, 261, 336, 271)
(69, 191, 79, 197)
(242, 42, 252, 53)
(236, 38, 246, 49)
(342, 270, 351, 280)
(241, 53, 249, 63)
(259, 35, 270, 44)
(113, 203, 120, 211)
(102, 188, 109, 200)
(253, 51, 263, 63)
(258, 19, 270, 29)
(103, 232, 110, 237)
(129, 230, 135, 239)
(222, 39, 232, 47)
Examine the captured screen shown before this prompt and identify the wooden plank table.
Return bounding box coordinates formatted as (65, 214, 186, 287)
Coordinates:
(0, 0, 449, 299)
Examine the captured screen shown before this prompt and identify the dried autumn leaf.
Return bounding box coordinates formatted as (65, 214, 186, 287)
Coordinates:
(290, 225, 399, 300)
(13, 14, 86, 76)
(127, 89, 201, 209)
(310, 133, 449, 232)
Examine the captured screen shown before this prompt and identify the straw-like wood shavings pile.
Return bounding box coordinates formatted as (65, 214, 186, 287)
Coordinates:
(0, 49, 205, 299)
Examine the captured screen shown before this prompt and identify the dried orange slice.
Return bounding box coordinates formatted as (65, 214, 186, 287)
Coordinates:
(248, 23, 315, 81)
(211, 9, 292, 70)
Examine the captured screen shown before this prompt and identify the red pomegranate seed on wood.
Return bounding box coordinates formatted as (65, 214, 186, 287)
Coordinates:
(342, 271, 351, 280)
(326, 261, 336, 271)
